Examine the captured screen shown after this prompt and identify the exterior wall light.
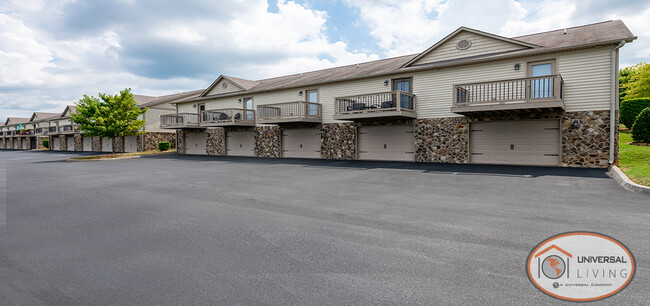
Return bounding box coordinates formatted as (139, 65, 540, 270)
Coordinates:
(298, 90, 303, 96)
(572, 119, 580, 128)
(193, 104, 196, 108)
(514, 63, 520, 70)
(384, 80, 389, 86)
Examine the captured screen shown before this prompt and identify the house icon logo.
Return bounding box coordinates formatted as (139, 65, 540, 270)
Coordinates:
(526, 232, 635, 302)
(534, 244, 572, 279)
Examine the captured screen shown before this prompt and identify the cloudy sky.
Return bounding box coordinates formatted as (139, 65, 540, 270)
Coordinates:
(1, 0, 649, 121)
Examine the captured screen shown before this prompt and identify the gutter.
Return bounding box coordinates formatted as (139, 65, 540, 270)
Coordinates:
(610, 40, 626, 164)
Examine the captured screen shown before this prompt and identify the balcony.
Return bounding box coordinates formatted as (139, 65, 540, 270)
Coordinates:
(200, 109, 255, 127)
(57, 124, 81, 134)
(17, 129, 36, 136)
(257, 101, 322, 124)
(160, 113, 201, 129)
(451, 74, 565, 114)
(333, 90, 416, 120)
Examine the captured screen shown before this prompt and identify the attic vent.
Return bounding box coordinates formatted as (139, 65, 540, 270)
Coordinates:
(222, 82, 228, 89)
(456, 39, 471, 50)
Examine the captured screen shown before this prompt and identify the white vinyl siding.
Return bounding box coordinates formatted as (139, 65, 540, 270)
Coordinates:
(413, 31, 528, 65)
(142, 107, 176, 132)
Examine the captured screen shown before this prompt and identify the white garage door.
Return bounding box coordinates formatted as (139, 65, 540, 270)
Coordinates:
(125, 136, 138, 152)
(101, 137, 112, 152)
(184, 131, 206, 155)
(67, 136, 75, 151)
(358, 125, 415, 161)
(226, 131, 255, 156)
(53, 137, 60, 150)
(22, 139, 27, 150)
(83, 137, 92, 151)
(470, 120, 560, 166)
(282, 128, 321, 158)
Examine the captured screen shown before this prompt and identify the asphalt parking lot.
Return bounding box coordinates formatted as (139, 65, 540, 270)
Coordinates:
(0, 150, 648, 305)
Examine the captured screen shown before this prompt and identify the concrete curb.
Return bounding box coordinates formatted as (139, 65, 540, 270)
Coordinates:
(68, 156, 141, 162)
(609, 165, 650, 195)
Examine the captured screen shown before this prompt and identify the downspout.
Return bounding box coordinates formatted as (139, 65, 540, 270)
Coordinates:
(175, 104, 179, 151)
(610, 41, 626, 164)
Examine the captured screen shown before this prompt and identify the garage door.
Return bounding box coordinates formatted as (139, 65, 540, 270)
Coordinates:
(67, 136, 75, 151)
(184, 131, 206, 155)
(83, 137, 92, 151)
(125, 136, 138, 152)
(53, 137, 60, 150)
(226, 131, 254, 156)
(22, 139, 28, 150)
(282, 128, 321, 158)
(358, 125, 415, 161)
(101, 137, 112, 152)
(470, 120, 560, 166)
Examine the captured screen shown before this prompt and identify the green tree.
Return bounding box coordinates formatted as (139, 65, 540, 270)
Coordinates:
(621, 62, 650, 100)
(619, 66, 636, 102)
(71, 88, 148, 153)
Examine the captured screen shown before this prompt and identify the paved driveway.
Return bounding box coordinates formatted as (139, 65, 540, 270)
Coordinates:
(0, 151, 648, 305)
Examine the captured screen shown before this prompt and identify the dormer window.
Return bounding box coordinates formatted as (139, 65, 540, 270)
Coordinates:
(456, 39, 471, 50)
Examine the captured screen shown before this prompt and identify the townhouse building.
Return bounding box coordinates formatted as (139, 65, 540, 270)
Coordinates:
(162, 20, 635, 168)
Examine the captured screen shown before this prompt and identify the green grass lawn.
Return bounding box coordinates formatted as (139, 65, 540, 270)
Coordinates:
(619, 130, 650, 186)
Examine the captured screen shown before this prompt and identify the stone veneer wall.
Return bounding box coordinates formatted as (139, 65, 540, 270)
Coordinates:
(206, 128, 225, 156)
(58, 135, 66, 151)
(138, 132, 176, 152)
(255, 126, 281, 158)
(415, 118, 469, 163)
(38, 136, 48, 150)
(16, 137, 22, 150)
(176, 130, 185, 154)
(74, 134, 83, 151)
(321, 123, 357, 160)
(92, 136, 102, 152)
(112, 136, 125, 153)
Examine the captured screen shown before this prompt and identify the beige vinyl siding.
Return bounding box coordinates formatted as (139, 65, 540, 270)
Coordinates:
(556, 47, 612, 112)
(413, 31, 528, 65)
(142, 106, 176, 132)
(206, 79, 245, 96)
(174, 46, 613, 121)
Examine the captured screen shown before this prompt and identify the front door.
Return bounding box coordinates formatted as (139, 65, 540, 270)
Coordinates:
(306, 90, 319, 116)
(244, 98, 254, 120)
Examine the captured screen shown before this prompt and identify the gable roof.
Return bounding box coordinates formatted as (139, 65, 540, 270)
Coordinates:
(182, 20, 634, 104)
(5, 117, 30, 125)
(200, 75, 260, 97)
(59, 105, 77, 118)
(133, 95, 158, 106)
(29, 112, 59, 122)
(140, 89, 204, 108)
(403, 26, 539, 67)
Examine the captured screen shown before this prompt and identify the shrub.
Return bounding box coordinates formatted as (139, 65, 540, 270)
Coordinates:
(631, 107, 650, 143)
(158, 141, 171, 151)
(42, 139, 49, 148)
(620, 98, 650, 128)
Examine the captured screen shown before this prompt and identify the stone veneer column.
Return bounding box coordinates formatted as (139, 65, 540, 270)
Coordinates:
(321, 123, 357, 160)
(16, 137, 22, 150)
(414, 118, 469, 163)
(47, 136, 53, 150)
(206, 128, 226, 156)
(59, 135, 67, 151)
(112, 136, 125, 153)
(74, 134, 83, 151)
(254, 126, 280, 158)
(91, 136, 102, 152)
(561, 110, 612, 167)
(176, 130, 185, 154)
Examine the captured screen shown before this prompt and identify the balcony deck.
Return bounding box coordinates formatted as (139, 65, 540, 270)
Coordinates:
(451, 74, 565, 114)
(160, 113, 202, 129)
(333, 90, 416, 120)
(257, 101, 322, 124)
(201, 109, 255, 127)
